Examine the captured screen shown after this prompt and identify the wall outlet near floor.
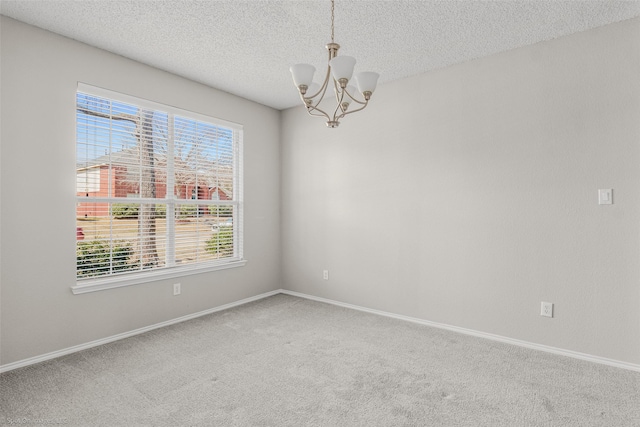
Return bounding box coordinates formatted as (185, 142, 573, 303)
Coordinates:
(173, 283, 181, 296)
(323, 270, 329, 280)
(540, 301, 553, 318)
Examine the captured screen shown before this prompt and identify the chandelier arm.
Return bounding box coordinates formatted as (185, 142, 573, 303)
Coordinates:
(302, 70, 333, 123)
(333, 79, 343, 108)
(332, 106, 342, 122)
(303, 87, 328, 110)
(332, 80, 347, 118)
(301, 96, 331, 120)
(308, 110, 332, 120)
(304, 85, 326, 102)
(305, 61, 333, 101)
(306, 104, 331, 120)
(300, 81, 331, 121)
(342, 88, 367, 106)
(298, 87, 331, 121)
(335, 100, 370, 120)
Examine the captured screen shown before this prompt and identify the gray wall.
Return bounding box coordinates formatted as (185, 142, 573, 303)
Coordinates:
(2, 15, 639, 368)
(281, 18, 640, 365)
(0, 17, 281, 365)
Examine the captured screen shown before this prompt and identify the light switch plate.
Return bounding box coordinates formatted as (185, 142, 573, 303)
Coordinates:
(598, 189, 612, 205)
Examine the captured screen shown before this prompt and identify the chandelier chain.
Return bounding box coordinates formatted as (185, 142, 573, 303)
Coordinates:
(331, 0, 335, 43)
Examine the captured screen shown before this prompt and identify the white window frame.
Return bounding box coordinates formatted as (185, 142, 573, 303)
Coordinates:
(72, 83, 245, 295)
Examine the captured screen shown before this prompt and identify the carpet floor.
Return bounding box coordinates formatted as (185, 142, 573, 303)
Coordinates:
(1, 294, 639, 426)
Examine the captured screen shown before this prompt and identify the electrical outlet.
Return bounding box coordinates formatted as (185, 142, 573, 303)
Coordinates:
(323, 270, 329, 280)
(541, 302, 553, 318)
(173, 283, 181, 296)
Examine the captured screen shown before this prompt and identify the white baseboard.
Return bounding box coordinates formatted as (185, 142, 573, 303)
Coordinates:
(4, 288, 638, 374)
(0, 290, 281, 373)
(280, 289, 640, 373)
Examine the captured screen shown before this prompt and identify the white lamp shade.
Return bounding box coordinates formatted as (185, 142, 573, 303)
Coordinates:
(290, 64, 316, 88)
(329, 56, 356, 81)
(354, 71, 380, 94)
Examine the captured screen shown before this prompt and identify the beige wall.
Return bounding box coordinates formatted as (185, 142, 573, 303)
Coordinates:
(0, 17, 281, 365)
(281, 18, 640, 365)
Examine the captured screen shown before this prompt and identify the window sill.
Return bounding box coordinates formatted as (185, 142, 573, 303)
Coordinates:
(71, 260, 247, 295)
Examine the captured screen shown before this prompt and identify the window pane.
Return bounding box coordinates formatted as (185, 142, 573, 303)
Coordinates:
(174, 116, 235, 201)
(174, 203, 235, 265)
(76, 204, 138, 278)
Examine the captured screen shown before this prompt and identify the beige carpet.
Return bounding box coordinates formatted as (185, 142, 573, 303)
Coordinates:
(1, 294, 639, 426)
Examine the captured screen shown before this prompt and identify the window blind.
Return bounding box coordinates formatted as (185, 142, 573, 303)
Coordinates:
(76, 85, 243, 282)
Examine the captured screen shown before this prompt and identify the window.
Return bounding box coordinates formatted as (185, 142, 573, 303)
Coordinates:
(74, 84, 244, 293)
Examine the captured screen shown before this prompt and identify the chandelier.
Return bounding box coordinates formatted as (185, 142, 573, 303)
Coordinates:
(290, 0, 379, 128)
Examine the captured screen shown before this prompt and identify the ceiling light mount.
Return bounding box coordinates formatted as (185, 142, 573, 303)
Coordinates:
(290, 0, 379, 128)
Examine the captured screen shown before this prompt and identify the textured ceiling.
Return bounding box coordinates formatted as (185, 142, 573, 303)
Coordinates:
(2, 1, 639, 110)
